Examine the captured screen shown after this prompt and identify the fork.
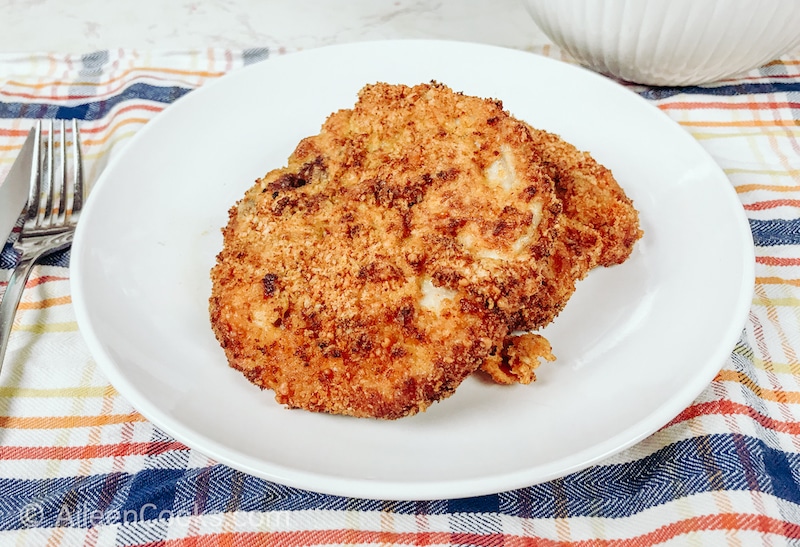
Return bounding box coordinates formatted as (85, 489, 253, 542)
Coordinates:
(0, 119, 84, 371)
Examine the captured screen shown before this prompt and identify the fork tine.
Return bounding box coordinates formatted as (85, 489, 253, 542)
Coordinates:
(55, 120, 68, 225)
(40, 119, 55, 227)
(71, 119, 84, 221)
(25, 121, 42, 223)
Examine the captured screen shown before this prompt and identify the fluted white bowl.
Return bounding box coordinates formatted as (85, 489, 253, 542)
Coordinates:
(523, 0, 800, 86)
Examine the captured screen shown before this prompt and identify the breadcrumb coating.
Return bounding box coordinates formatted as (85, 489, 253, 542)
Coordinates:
(209, 82, 562, 419)
(504, 127, 644, 333)
(482, 129, 643, 383)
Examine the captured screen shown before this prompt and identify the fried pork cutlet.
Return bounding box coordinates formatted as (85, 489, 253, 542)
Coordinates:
(209, 82, 562, 419)
(481, 129, 643, 385)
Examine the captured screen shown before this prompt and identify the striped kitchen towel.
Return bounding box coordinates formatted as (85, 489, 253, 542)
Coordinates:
(0, 46, 799, 546)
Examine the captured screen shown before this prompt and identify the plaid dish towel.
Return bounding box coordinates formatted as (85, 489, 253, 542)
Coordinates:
(1, 46, 800, 546)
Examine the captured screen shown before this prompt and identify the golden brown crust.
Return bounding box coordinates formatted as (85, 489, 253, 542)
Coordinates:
(503, 127, 643, 333)
(530, 128, 643, 268)
(209, 82, 562, 419)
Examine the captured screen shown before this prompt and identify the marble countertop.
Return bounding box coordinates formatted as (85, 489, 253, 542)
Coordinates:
(0, 0, 551, 53)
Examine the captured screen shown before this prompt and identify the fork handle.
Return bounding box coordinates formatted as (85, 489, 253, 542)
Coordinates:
(0, 253, 40, 375)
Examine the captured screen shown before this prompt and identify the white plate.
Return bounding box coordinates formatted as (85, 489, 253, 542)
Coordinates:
(72, 40, 754, 500)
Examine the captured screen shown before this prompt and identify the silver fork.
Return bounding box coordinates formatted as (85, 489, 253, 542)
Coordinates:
(0, 119, 84, 371)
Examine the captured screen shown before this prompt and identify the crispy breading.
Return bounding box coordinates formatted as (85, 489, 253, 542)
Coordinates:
(505, 127, 643, 333)
(531, 128, 642, 267)
(483, 128, 642, 384)
(209, 82, 562, 419)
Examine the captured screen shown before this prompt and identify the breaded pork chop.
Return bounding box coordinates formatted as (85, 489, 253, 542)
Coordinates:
(209, 82, 562, 419)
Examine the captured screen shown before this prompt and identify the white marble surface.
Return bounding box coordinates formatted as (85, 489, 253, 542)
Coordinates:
(0, 0, 551, 53)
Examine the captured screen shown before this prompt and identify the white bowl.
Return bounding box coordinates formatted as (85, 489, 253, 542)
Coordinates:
(523, 0, 800, 86)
